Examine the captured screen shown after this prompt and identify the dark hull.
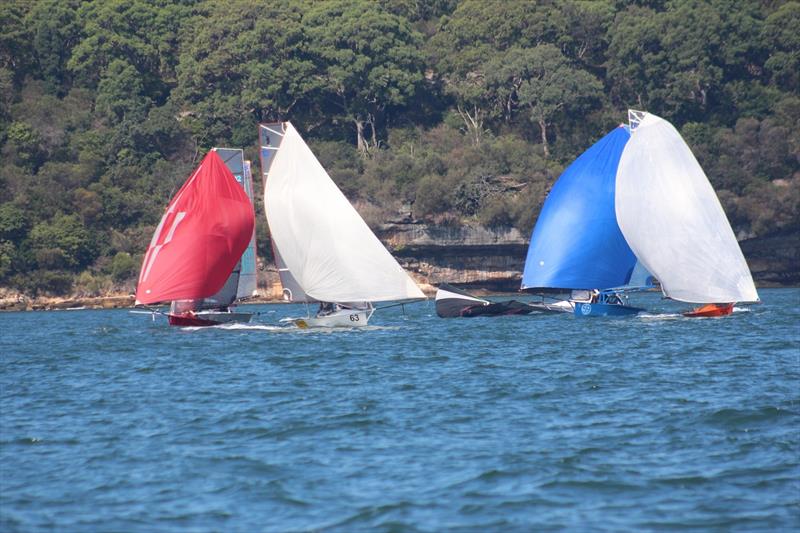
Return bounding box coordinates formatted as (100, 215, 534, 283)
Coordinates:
(460, 300, 536, 317)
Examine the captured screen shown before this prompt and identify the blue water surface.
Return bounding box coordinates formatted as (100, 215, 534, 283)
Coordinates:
(1, 289, 799, 531)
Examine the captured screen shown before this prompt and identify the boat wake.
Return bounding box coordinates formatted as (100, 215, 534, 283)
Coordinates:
(639, 312, 683, 320)
(180, 322, 400, 333)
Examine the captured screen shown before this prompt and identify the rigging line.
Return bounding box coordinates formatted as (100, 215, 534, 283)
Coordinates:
(374, 301, 420, 311)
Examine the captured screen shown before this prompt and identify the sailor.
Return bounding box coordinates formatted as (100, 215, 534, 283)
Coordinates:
(318, 302, 335, 316)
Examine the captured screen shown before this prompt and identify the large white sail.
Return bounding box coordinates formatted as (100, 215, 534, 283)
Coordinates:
(615, 112, 758, 303)
(263, 122, 424, 303)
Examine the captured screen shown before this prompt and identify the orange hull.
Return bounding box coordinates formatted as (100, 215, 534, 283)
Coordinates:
(683, 303, 734, 318)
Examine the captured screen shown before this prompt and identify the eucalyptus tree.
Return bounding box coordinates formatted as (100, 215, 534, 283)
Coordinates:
(24, 0, 81, 95)
(174, 0, 316, 149)
(762, 1, 800, 92)
(428, 0, 600, 149)
(607, 0, 767, 123)
(427, 0, 560, 144)
(486, 44, 601, 157)
(0, 1, 31, 82)
(304, 0, 426, 155)
(67, 0, 184, 92)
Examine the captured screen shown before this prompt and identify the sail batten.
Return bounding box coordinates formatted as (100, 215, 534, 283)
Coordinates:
(615, 113, 758, 304)
(261, 122, 424, 303)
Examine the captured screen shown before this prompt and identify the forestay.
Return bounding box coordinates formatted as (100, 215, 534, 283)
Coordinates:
(615, 112, 758, 303)
(263, 122, 424, 303)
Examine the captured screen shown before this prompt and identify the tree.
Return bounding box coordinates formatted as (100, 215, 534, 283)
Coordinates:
(67, 0, 181, 92)
(427, 0, 576, 145)
(305, 0, 426, 154)
(174, 0, 316, 149)
(763, 2, 800, 91)
(95, 59, 150, 124)
(608, 0, 766, 123)
(0, 1, 32, 82)
(0, 202, 30, 243)
(3, 122, 45, 172)
(25, 0, 81, 94)
(516, 45, 602, 157)
(29, 213, 97, 270)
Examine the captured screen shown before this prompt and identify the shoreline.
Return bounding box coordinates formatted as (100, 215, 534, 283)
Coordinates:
(1, 282, 796, 312)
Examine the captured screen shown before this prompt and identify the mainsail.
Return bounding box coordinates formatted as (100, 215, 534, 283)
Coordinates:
(136, 150, 255, 305)
(237, 160, 258, 298)
(521, 126, 639, 291)
(260, 122, 424, 303)
(259, 123, 311, 302)
(615, 111, 759, 303)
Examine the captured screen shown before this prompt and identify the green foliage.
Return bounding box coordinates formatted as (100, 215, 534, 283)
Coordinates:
(174, 0, 315, 147)
(0, 0, 797, 296)
(95, 60, 150, 123)
(0, 1, 32, 80)
(0, 203, 30, 242)
(11, 269, 73, 296)
(25, 0, 81, 94)
(109, 252, 136, 282)
(762, 2, 800, 91)
(305, 0, 427, 153)
(4, 122, 45, 172)
(29, 214, 97, 271)
(0, 240, 14, 279)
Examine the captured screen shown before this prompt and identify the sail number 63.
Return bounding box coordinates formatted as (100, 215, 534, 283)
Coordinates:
(349, 314, 359, 321)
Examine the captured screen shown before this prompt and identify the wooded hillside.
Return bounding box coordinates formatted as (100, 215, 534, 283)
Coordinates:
(1, 0, 797, 296)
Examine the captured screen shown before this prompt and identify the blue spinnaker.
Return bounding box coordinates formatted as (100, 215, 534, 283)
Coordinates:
(521, 126, 638, 291)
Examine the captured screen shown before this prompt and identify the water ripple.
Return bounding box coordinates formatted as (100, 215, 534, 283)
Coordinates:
(1, 290, 798, 531)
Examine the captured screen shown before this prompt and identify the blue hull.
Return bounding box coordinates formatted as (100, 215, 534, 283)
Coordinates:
(574, 302, 642, 317)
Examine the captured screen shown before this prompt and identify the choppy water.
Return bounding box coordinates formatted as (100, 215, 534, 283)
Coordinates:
(1, 289, 799, 531)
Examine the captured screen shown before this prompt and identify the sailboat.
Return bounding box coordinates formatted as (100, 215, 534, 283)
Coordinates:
(521, 123, 651, 316)
(615, 110, 759, 316)
(135, 149, 256, 326)
(258, 122, 425, 327)
(521, 110, 758, 317)
(434, 283, 538, 317)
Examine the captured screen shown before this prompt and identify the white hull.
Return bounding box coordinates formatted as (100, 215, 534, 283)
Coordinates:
(292, 308, 373, 329)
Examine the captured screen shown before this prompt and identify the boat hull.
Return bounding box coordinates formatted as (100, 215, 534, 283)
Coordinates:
(574, 302, 642, 317)
(528, 300, 575, 313)
(168, 311, 253, 327)
(293, 309, 372, 329)
(683, 303, 734, 317)
(460, 300, 537, 317)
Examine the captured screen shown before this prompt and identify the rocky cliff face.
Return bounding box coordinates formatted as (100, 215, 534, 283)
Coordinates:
(258, 222, 798, 297)
(376, 222, 529, 292)
(739, 230, 800, 287)
(2, 223, 795, 311)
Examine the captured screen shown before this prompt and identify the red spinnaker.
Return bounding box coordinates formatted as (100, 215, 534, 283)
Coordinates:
(135, 150, 255, 305)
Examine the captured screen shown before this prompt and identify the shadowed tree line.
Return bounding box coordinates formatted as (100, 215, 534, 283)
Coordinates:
(0, 0, 797, 296)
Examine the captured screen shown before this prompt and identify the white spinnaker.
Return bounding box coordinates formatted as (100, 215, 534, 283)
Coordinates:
(264, 122, 425, 303)
(615, 113, 758, 303)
